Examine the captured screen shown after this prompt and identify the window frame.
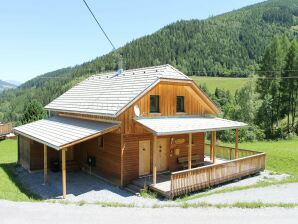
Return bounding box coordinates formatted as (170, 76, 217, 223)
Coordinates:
(150, 95, 160, 113)
(176, 96, 185, 113)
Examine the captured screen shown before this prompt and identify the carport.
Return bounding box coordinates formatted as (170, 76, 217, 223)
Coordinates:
(14, 116, 120, 198)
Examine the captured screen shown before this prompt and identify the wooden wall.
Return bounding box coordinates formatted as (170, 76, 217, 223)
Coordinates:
(122, 132, 205, 185)
(19, 135, 30, 170)
(75, 132, 122, 185)
(118, 82, 217, 134)
(19, 136, 59, 171)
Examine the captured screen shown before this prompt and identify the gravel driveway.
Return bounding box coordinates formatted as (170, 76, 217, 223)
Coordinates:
(16, 167, 293, 206)
(0, 200, 297, 224)
(190, 182, 298, 204)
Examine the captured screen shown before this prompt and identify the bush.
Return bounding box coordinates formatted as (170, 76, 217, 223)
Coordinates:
(218, 125, 265, 143)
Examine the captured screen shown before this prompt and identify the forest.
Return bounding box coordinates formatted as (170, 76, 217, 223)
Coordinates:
(0, 0, 298, 142)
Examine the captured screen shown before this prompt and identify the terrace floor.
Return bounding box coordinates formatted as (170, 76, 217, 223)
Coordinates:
(135, 156, 227, 197)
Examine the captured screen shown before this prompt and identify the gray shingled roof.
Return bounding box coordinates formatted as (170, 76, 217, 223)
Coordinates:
(13, 116, 120, 150)
(136, 117, 247, 136)
(45, 64, 190, 117)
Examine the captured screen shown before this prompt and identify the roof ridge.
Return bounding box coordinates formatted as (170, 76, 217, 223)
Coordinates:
(89, 64, 173, 78)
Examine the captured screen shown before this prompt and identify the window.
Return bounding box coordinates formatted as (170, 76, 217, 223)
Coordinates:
(176, 96, 185, 113)
(150, 95, 160, 113)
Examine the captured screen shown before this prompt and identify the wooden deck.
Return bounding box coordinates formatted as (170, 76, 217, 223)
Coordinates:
(134, 157, 227, 198)
(134, 146, 265, 198)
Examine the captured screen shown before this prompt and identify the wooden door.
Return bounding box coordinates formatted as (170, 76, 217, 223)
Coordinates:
(139, 140, 151, 176)
(157, 138, 168, 172)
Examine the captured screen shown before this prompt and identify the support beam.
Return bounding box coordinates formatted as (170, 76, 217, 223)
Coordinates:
(120, 134, 124, 187)
(211, 131, 216, 163)
(209, 135, 213, 162)
(235, 129, 239, 159)
(61, 149, 66, 199)
(188, 133, 192, 169)
(43, 144, 48, 185)
(152, 135, 157, 186)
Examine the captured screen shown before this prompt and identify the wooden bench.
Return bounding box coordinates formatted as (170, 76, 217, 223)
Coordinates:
(177, 155, 204, 169)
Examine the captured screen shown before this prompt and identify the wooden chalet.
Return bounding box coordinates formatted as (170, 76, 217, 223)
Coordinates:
(14, 65, 265, 199)
(0, 122, 12, 139)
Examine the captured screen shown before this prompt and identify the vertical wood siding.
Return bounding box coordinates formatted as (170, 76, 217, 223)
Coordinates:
(118, 82, 217, 134)
(75, 132, 122, 185)
(122, 132, 205, 185)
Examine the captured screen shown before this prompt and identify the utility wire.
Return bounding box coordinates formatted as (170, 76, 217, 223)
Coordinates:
(82, 0, 116, 51)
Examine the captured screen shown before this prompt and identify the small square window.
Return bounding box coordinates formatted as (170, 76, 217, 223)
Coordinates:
(150, 95, 160, 113)
(176, 96, 185, 113)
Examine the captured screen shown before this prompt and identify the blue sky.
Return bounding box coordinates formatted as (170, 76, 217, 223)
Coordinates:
(0, 0, 264, 83)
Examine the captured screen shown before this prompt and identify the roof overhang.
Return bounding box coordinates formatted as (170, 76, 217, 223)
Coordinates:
(135, 116, 247, 136)
(13, 116, 120, 150)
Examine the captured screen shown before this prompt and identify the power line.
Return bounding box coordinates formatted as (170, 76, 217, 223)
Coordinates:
(82, 0, 116, 51)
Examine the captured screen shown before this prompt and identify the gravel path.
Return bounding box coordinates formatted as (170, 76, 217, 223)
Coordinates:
(16, 168, 292, 206)
(0, 200, 297, 224)
(189, 182, 298, 204)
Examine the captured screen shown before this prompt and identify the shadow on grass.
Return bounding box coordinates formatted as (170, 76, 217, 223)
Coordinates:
(0, 163, 42, 201)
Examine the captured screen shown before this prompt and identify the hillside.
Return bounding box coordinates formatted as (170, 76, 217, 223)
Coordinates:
(0, 80, 16, 92)
(0, 0, 298, 124)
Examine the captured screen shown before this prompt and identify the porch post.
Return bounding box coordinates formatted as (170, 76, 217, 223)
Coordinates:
(209, 134, 213, 162)
(235, 129, 239, 159)
(61, 148, 67, 199)
(153, 135, 157, 186)
(43, 144, 48, 185)
(211, 131, 216, 163)
(188, 133, 192, 169)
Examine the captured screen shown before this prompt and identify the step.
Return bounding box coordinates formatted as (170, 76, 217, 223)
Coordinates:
(132, 178, 151, 188)
(127, 183, 143, 192)
(124, 185, 141, 195)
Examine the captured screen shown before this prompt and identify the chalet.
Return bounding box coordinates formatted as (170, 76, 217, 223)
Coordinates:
(14, 65, 265, 199)
(0, 122, 12, 140)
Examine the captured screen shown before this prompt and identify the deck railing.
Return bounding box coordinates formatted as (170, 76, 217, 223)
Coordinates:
(170, 146, 265, 198)
(0, 123, 12, 136)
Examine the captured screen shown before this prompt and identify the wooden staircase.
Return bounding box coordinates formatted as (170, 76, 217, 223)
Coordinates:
(124, 176, 152, 195)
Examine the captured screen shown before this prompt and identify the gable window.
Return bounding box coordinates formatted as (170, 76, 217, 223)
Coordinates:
(176, 96, 185, 113)
(150, 95, 160, 113)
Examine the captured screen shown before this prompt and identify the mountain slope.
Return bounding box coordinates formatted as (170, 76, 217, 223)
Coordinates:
(0, 80, 16, 92)
(0, 0, 298, 124)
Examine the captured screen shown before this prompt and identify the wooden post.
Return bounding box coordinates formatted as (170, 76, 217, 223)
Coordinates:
(188, 133, 192, 169)
(120, 134, 124, 187)
(43, 144, 48, 185)
(61, 149, 66, 199)
(153, 135, 157, 186)
(211, 131, 216, 163)
(209, 135, 213, 161)
(235, 129, 239, 159)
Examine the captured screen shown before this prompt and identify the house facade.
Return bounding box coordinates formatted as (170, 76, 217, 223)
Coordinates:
(14, 65, 265, 198)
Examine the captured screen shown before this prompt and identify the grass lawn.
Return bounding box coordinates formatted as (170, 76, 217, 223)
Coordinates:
(191, 76, 249, 95)
(226, 139, 298, 178)
(0, 139, 39, 201)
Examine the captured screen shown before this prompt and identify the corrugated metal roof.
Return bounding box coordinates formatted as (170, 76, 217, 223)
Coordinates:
(13, 116, 120, 150)
(45, 64, 190, 117)
(135, 117, 247, 135)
